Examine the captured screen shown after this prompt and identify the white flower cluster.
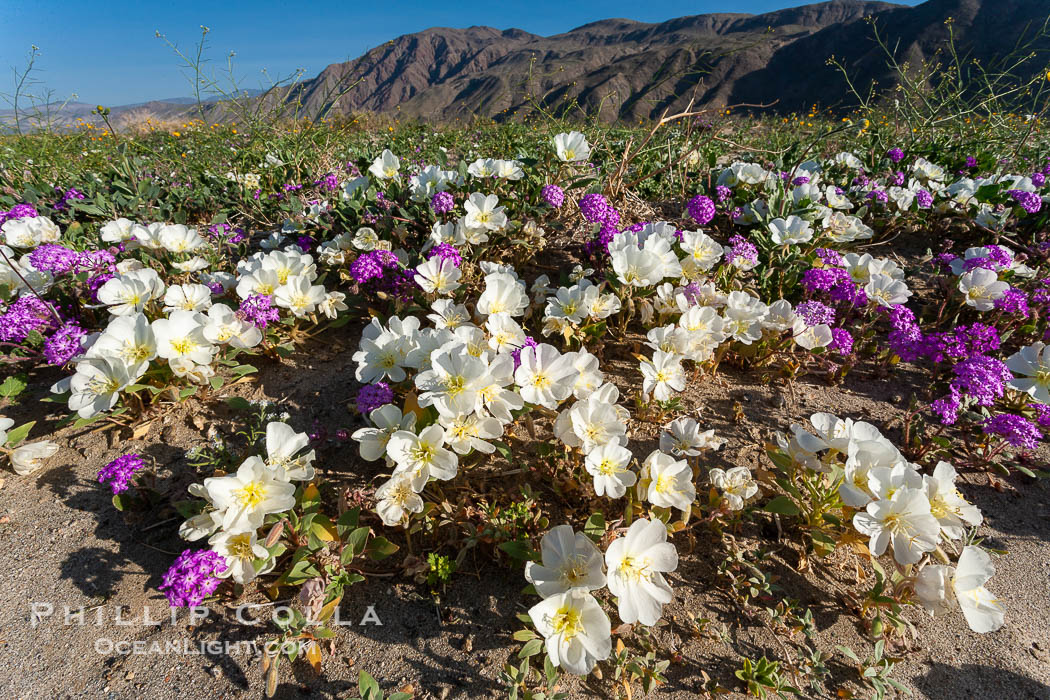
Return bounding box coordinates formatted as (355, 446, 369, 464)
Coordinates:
(780, 412, 1003, 633)
(178, 421, 315, 584)
(525, 519, 677, 675)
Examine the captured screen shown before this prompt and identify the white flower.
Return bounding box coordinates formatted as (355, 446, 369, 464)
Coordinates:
(375, 472, 425, 526)
(792, 319, 833, 350)
(203, 456, 296, 533)
(172, 256, 210, 273)
(353, 332, 407, 384)
(640, 350, 686, 402)
(768, 216, 813, 245)
(958, 268, 1008, 311)
(352, 404, 416, 462)
(153, 310, 216, 366)
(97, 270, 165, 316)
(91, 313, 157, 368)
(924, 461, 982, 540)
(914, 546, 1004, 633)
(273, 275, 326, 317)
(209, 530, 274, 584)
(158, 224, 206, 254)
(554, 131, 591, 162)
(515, 343, 578, 409)
(0, 417, 13, 444)
(709, 467, 758, 510)
(416, 348, 490, 418)
(644, 450, 695, 511)
(162, 283, 213, 314)
(10, 440, 59, 475)
(477, 272, 529, 317)
(264, 422, 316, 481)
(202, 304, 262, 348)
(605, 518, 678, 626)
(463, 192, 507, 231)
(368, 149, 401, 180)
(528, 590, 610, 675)
(438, 412, 503, 455)
(387, 425, 459, 482)
(67, 356, 137, 418)
(1005, 342, 1050, 404)
(2, 216, 60, 248)
(414, 257, 462, 295)
(525, 524, 607, 598)
(865, 274, 912, 307)
(100, 218, 142, 243)
(853, 488, 940, 565)
(352, 227, 379, 251)
(565, 398, 627, 455)
(584, 443, 636, 498)
(427, 299, 471, 330)
(660, 417, 722, 457)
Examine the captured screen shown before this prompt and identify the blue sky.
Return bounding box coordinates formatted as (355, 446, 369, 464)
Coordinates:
(1, 0, 921, 105)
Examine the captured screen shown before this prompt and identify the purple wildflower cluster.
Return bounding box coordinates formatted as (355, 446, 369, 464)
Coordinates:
(1007, 189, 1042, 214)
(724, 235, 758, 268)
(993, 288, 1030, 317)
(237, 294, 281, 329)
(52, 187, 85, 212)
(887, 147, 904, 163)
(715, 185, 732, 203)
(686, 195, 716, 225)
(1031, 172, 1046, 187)
(930, 355, 1013, 425)
(431, 191, 455, 214)
(159, 549, 228, 607)
(983, 414, 1040, 451)
(829, 328, 854, 355)
(0, 296, 57, 342)
(97, 453, 146, 494)
(42, 321, 86, 365)
(427, 243, 463, 267)
(0, 203, 39, 225)
(356, 382, 394, 414)
(814, 248, 845, 266)
(27, 244, 113, 276)
(801, 266, 865, 306)
(541, 185, 565, 209)
(916, 189, 933, 208)
(349, 250, 417, 300)
(795, 300, 836, 326)
(578, 194, 618, 225)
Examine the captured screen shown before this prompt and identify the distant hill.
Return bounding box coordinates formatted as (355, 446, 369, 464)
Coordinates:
(4, 0, 1047, 130)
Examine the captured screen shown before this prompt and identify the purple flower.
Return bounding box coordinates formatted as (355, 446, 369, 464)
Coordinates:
(541, 185, 565, 208)
(715, 185, 732, 203)
(28, 244, 79, 275)
(829, 328, 854, 355)
(965, 156, 978, 169)
(792, 176, 810, 186)
(795, 300, 835, 326)
(983, 414, 1040, 451)
(1008, 189, 1042, 214)
(237, 294, 280, 329)
(866, 189, 888, 204)
(87, 272, 115, 302)
(0, 296, 57, 343)
(510, 337, 538, 370)
(949, 355, 1012, 408)
(686, 195, 716, 225)
(578, 194, 614, 224)
(887, 148, 904, 163)
(0, 203, 39, 224)
(801, 267, 851, 294)
(431, 191, 455, 214)
(891, 171, 906, 186)
(356, 382, 394, 414)
(428, 243, 462, 267)
(725, 235, 758, 269)
(43, 322, 86, 365)
(98, 453, 146, 494)
(159, 549, 228, 607)
(916, 189, 933, 208)
(1031, 172, 1046, 187)
(993, 288, 1029, 318)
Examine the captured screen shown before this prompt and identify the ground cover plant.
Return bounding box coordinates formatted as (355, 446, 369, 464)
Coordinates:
(1, 63, 1049, 698)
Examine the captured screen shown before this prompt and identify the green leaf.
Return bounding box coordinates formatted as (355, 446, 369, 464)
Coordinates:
(518, 638, 544, 658)
(498, 540, 534, 561)
(209, 376, 224, 391)
(366, 536, 399, 561)
(358, 670, 381, 700)
(337, 507, 361, 536)
(5, 420, 35, 447)
(583, 512, 606, 541)
(763, 495, 800, 516)
(0, 374, 27, 398)
(343, 526, 370, 563)
(225, 396, 251, 413)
